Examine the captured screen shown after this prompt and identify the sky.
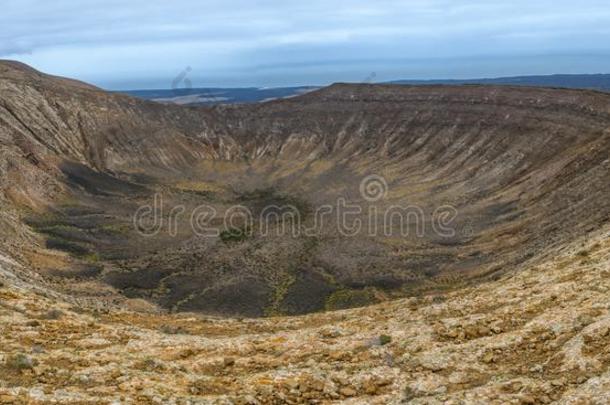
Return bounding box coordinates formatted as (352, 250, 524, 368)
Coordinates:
(1, 0, 610, 90)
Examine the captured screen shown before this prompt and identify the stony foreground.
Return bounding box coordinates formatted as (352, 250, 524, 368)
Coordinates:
(0, 227, 608, 404)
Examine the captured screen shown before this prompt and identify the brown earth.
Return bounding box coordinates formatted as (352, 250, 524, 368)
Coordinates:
(0, 220, 609, 403)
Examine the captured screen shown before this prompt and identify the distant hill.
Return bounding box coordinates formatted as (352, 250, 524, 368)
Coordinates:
(120, 86, 319, 105)
(121, 74, 610, 106)
(388, 74, 610, 92)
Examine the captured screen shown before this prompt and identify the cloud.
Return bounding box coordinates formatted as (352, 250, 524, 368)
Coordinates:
(2, 0, 609, 88)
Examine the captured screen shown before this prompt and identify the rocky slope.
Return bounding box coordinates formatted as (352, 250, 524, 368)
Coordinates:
(0, 225, 609, 403)
(0, 60, 609, 403)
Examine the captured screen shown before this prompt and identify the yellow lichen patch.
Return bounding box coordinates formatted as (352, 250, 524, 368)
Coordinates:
(22, 247, 71, 271)
(173, 180, 225, 194)
(197, 160, 251, 175)
(304, 159, 335, 176)
(5, 186, 47, 213)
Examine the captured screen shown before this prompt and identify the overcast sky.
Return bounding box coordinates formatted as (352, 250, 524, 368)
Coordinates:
(2, 0, 610, 89)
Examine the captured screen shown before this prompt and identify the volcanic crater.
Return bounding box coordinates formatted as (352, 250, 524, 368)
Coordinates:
(1, 60, 609, 317)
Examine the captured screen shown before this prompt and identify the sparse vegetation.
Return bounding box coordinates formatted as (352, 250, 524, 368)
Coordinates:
(432, 295, 446, 304)
(265, 273, 297, 317)
(219, 227, 250, 244)
(379, 334, 392, 345)
(325, 288, 377, 311)
(5, 354, 36, 371)
(45, 236, 92, 257)
(174, 180, 224, 197)
(83, 252, 101, 263)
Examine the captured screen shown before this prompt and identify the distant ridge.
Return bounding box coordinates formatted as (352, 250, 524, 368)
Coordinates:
(122, 74, 610, 106)
(387, 73, 610, 92)
(120, 86, 319, 105)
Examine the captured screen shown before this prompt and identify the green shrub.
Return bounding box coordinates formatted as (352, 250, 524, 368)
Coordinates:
(325, 288, 377, 311)
(379, 334, 392, 346)
(219, 227, 249, 244)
